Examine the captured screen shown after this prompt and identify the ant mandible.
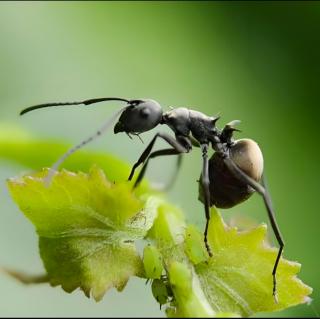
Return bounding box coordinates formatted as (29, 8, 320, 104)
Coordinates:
(20, 97, 284, 301)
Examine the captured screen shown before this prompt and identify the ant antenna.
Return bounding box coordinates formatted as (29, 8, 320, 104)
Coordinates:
(44, 105, 128, 186)
(20, 97, 130, 116)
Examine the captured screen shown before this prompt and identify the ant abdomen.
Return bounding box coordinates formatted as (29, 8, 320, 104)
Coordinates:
(199, 138, 264, 208)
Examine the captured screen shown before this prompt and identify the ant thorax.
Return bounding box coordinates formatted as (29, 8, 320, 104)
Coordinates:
(163, 108, 219, 140)
(188, 109, 220, 145)
(162, 107, 191, 136)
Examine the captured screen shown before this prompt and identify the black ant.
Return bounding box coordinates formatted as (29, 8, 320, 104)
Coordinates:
(20, 97, 284, 302)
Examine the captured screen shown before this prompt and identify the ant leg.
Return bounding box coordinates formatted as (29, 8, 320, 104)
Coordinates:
(43, 106, 127, 186)
(261, 173, 285, 302)
(128, 132, 188, 182)
(223, 156, 285, 302)
(200, 144, 213, 257)
(133, 149, 183, 189)
(163, 152, 183, 190)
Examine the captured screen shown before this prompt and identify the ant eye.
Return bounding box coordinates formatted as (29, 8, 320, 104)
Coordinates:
(140, 108, 150, 118)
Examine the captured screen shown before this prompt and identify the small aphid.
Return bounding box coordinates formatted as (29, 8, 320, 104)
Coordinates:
(143, 244, 163, 280)
(151, 277, 173, 309)
(20, 97, 284, 302)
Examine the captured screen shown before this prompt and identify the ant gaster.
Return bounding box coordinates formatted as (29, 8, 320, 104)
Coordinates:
(20, 97, 284, 302)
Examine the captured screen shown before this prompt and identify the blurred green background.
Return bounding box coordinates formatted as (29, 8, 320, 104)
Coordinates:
(0, 1, 318, 317)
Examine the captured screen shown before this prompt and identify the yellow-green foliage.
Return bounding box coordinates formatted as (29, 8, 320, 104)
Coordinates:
(4, 134, 312, 317)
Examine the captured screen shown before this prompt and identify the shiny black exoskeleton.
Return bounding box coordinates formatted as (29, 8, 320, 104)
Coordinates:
(20, 97, 284, 301)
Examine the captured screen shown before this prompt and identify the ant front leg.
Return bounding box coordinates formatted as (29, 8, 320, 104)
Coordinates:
(200, 143, 213, 257)
(128, 132, 189, 188)
(223, 155, 285, 302)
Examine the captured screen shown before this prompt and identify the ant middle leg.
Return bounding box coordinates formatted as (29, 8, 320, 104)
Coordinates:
(200, 143, 213, 257)
(133, 149, 183, 189)
(128, 132, 188, 184)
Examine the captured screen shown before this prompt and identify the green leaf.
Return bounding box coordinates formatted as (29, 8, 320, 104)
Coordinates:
(3, 126, 312, 316)
(154, 206, 312, 317)
(195, 207, 313, 316)
(7, 166, 161, 301)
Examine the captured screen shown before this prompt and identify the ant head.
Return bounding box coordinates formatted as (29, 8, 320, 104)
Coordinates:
(114, 99, 163, 134)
